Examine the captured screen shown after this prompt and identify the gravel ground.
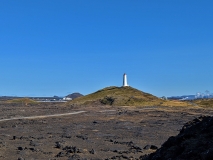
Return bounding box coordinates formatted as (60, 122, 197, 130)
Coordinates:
(0, 103, 212, 160)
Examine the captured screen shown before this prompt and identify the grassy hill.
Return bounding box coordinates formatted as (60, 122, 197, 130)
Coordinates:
(7, 98, 37, 105)
(192, 99, 213, 108)
(67, 86, 191, 107)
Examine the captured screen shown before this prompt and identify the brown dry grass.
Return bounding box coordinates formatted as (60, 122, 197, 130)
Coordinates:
(192, 98, 213, 108)
(67, 86, 192, 107)
(7, 98, 37, 106)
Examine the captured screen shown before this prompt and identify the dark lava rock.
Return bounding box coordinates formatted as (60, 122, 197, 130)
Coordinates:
(29, 147, 36, 152)
(142, 116, 213, 160)
(56, 151, 66, 157)
(76, 135, 88, 140)
(130, 145, 143, 153)
(143, 145, 158, 150)
(12, 124, 17, 128)
(89, 149, 95, 154)
(18, 157, 24, 160)
(20, 136, 29, 140)
(61, 134, 72, 138)
(55, 141, 63, 149)
(93, 121, 98, 124)
(17, 147, 24, 150)
(109, 155, 131, 159)
(0, 141, 6, 147)
(29, 140, 39, 146)
(56, 146, 82, 158)
(63, 146, 81, 153)
(113, 140, 134, 146)
(68, 154, 81, 160)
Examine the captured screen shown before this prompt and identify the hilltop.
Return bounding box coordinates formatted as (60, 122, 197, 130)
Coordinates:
(67, 86, 191, 107)
(65, 92, 83, 99)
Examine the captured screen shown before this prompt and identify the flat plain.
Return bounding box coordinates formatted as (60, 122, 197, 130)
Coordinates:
(0, 102, 212, 160)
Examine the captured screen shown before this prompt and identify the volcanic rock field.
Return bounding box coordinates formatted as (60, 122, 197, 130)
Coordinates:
(0, 102, 212, 160)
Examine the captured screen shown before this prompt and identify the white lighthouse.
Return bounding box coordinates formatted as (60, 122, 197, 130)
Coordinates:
(123, 73, 128, 87)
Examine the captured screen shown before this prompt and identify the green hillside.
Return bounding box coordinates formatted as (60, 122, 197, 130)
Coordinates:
(67, 86, 164, 106)
(192, 98, 213, 108)
(7, 98, 37, 105)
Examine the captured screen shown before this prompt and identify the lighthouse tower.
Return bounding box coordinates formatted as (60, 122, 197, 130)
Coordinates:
(123, 73, 128, 87)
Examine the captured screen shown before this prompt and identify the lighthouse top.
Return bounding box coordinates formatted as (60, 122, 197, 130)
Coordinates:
(123, 73, 128, 87)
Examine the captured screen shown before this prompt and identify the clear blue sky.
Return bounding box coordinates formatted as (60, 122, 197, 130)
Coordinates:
(1, 0, 213, 97)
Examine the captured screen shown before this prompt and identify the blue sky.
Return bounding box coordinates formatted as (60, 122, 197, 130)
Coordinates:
(0, 0, 213, 97)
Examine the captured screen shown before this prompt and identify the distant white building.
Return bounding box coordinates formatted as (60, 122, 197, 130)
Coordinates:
(161, 96, 167, 100)
(123, 73, 129, 87)
(63, 97, 72, 101)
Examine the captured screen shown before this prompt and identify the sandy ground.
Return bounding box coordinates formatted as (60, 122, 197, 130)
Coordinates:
(0, 103, 213, 160)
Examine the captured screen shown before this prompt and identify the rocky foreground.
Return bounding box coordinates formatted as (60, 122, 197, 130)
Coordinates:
(0, 103, 213, 159)
(142, 116, 213, 160)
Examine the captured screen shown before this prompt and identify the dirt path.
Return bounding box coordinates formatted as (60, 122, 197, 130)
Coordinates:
(0, 111, 86, 122)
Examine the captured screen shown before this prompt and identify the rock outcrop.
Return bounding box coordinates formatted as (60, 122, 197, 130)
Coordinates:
(142, 116, 213, 160)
